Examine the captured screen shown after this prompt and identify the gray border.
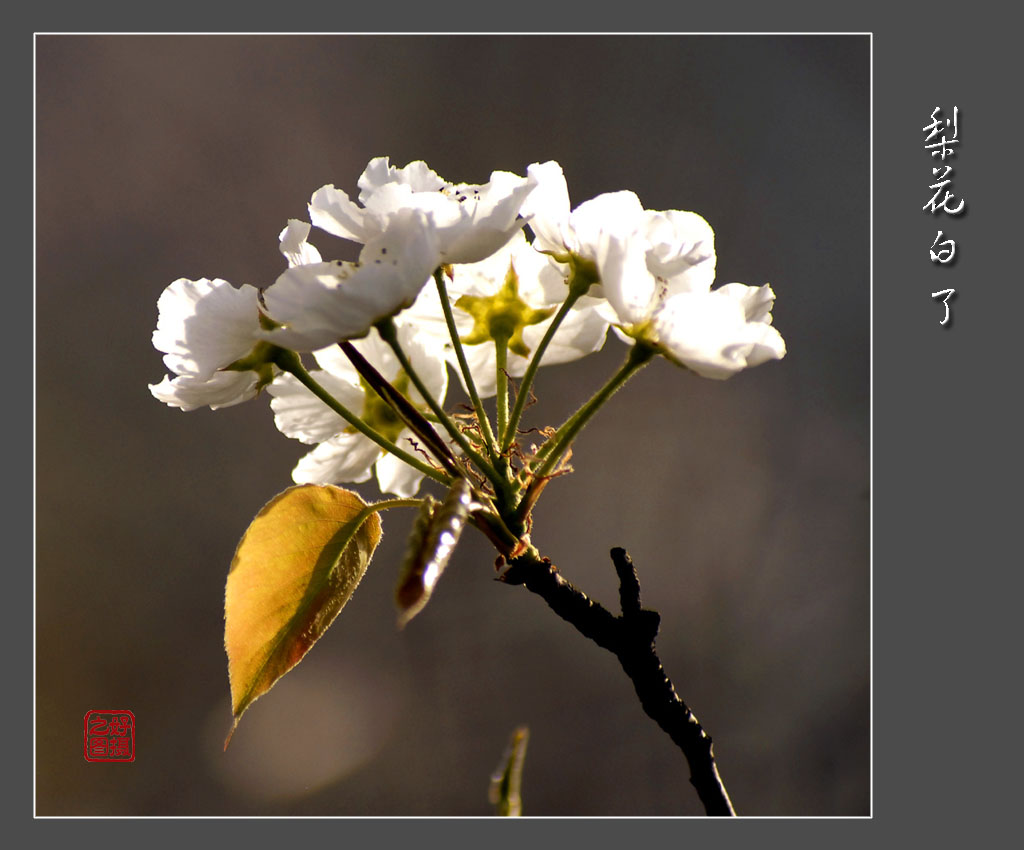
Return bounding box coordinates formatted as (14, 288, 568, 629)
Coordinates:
(24, 0, 1019, 845)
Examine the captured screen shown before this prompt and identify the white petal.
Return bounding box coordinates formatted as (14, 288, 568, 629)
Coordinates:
(594, 230, 658, 327)
(521, 301, 610, 366)
(358, 157, 444, 200)
(375, 446, 427, 498)
(434, 171, 536, 265)
(291, 433, 382, 486)
(716, 282, 777, 324)
(349, 325, 401, 378)
(568, 191, 646, 260)
(149, 371, 259, 411)
(267, 371, 361, 444)
(654, 289, 786, 379)
(452, 230, 566, 307)
(643, 210, 716, 293)
(740, 324, 787, 368)
(397, 322, 448, 405)
(259, 261, 382, 349)
(521, 161, 571, 255)
(278, 219, 323, 267)
(449, 337, 499, 398)
(319, 157, 536, 266)
(309, 343, 359, 378)
(444, 231, 524, 298)
(152, 278, 262, 379)
(396, 278, 456, 349)
(261, 210, 440, 351)
(309, 184, 378, 243)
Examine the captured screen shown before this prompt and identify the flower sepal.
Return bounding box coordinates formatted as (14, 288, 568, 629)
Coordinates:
(455, 261, 556, 357)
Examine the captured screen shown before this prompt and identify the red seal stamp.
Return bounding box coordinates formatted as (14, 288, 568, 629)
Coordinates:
(84, 710, 135, 762)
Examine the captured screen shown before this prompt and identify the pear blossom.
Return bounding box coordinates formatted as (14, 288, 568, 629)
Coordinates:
(259, 208, 441, 351)
(521, 161, 646, 280)
(149, 277, 273, 410)
(309, 156, 538, 265)
(596, 216, 785, 379)
(403, 231, 610, 398)
(649, 283, 786, 379)
(267, 323, 448, 497)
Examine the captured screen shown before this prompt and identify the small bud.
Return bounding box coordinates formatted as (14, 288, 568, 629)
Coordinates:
(395, 479, 473, 627)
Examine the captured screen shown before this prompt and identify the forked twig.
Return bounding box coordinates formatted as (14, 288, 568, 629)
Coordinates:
(497, 547, 735, 816)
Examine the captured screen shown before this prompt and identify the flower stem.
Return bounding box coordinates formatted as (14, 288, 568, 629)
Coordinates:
(501, 292, 579, 453)
(434, 269, 500, 462)
(532, 343, 655, 482)
(273, 348, 451, 487)
(376, 318, 506, 492)
(495, 336, 509, 456)
(370, 497, 425, 512)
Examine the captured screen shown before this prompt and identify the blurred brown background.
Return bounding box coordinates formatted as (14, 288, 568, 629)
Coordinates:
(36, 34, 868, 816)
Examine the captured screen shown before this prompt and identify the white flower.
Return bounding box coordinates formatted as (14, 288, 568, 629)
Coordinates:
(259, 208, 441, 351)
(521, 161, 646, 272)
(650, 285, 786, 379)
(405, 231, 610, 398)
(267, 324, 448, 497)
(309, 156, 538, 265)
(149, 277, 273, 410)
(596, 216, 785, 379)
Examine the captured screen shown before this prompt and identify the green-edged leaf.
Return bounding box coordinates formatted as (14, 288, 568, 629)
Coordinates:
(224, 484, 382, 747)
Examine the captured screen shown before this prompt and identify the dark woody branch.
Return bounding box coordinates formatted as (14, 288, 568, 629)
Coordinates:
(497, 546, 736, 816)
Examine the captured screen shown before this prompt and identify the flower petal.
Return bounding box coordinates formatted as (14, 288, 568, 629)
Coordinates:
(654, 288, 786, 379)
(278, 219, 323, 267)
(643, 209, 716, 293)
(594, 229, 658, 328)
(358, 157, 445, 200)
(261, 210, 440, 351)
(152, 278, 262, 379)
(291, 433, 382, 486)
(309, 184, 379, 243)
(338, 157, 537, 265)
(375, 446, 427, 498)
(568, 191, 646, 261)
(521, 161, 571, 255)
(267, 371, 362, 444)
(148, 370, 260, 411)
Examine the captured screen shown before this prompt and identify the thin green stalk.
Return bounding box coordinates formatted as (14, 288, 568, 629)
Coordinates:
(273, 349, 451, 487)
(501, 292, 579, 452)
(433, 269, 499, 461)
(346, 498, 425, 535)
(495, 336, 509, 452)
(370, 498, 425, 512)
(376, 319, 505, 492)
(532, 344, 655, 483)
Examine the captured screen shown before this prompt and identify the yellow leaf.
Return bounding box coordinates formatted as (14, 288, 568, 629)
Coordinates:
(223, 485, 382, 747)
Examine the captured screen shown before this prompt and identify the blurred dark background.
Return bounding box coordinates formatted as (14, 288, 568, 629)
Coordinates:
(36, 34, 868, 816)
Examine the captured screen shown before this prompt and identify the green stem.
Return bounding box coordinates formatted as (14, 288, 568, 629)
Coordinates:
(434, 269, 500, 461)
(273, 349, 451, 487)
(495, 336, 509, 454)
(346, 498, 425, 536)
(370, 497, 425, 513)
(532, 344, 655, 483)
(501, 292, 580, 452)
(376, 319, 505, 492)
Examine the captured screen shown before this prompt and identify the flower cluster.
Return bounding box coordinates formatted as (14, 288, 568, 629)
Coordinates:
(150, 157, 786, 497)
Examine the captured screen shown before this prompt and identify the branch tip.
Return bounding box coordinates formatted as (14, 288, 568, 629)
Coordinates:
(610, 547, 643, 617)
